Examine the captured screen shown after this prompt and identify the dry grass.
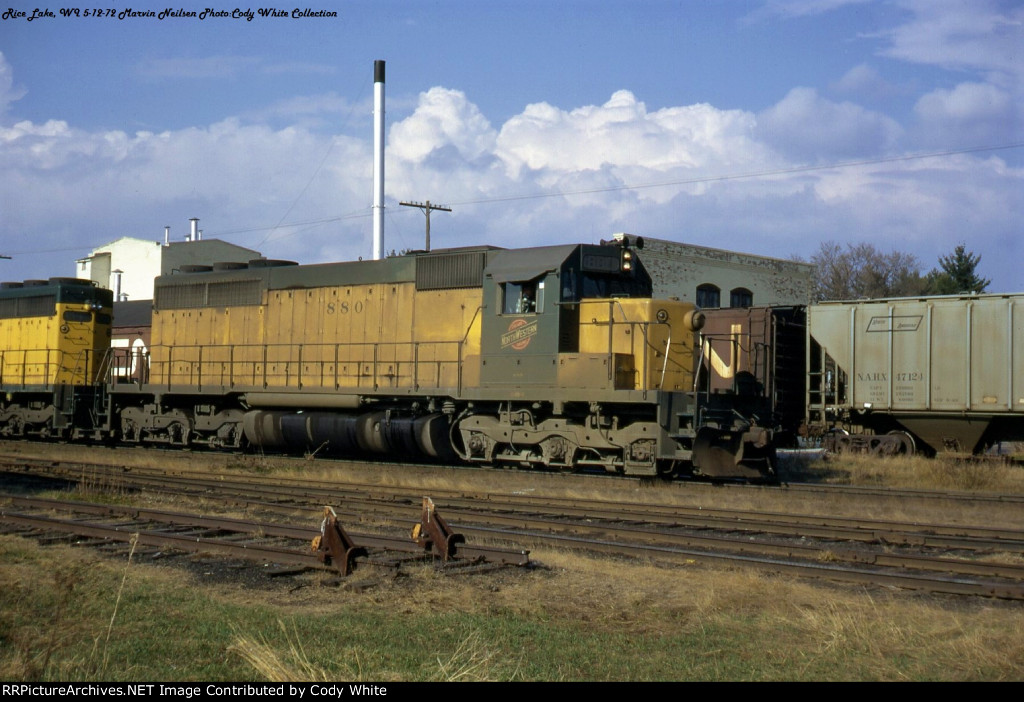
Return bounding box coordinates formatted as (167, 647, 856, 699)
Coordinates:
(3, 531, 1024, 680)
(0, 534, 145, 681)
(229, 621, 351, 682)
(784, 451, 1024, 494)
(5, 440, 1024, 680)
(433, 630, 512, 682)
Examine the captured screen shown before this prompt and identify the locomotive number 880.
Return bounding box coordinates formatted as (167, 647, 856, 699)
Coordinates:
(0, 239, 776, 480)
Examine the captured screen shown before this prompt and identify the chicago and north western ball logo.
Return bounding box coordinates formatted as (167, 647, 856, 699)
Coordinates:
(501, 318, 538, 350)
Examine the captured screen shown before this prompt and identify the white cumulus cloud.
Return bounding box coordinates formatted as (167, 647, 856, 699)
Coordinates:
(913, 82, 1018, 147)
(0, 63, 1021, 293)
(0, 52, 27, 117)
(757, 87, 903, 161)
(389, 87, 497, 164)
(496, 90, 769, 177)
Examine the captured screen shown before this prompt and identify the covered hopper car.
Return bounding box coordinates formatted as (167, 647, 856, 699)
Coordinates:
(700, 294, 1024, 457)
(806, 294, 1024, 455)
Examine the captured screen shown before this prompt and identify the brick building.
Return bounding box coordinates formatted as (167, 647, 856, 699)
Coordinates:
(624, 235, 813, 308)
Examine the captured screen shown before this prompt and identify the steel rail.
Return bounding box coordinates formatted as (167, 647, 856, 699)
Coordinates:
(1, 495, 530, 567)
(7, 456, 1023, 553)
(5, 493, 1019, 595)
(5, 448, 1024, 506)
(5, 456, 1024, 598)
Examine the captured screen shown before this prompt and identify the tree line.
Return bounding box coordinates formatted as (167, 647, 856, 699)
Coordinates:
(806, 242, 991, 302)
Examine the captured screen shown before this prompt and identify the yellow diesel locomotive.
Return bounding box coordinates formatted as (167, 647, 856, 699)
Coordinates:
(109, 239, 774, 478)
(0, 277, 113, 438)
(3, 241, 776, 479)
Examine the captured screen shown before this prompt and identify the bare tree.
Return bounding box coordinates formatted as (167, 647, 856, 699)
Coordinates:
(810, 241, 926, 301)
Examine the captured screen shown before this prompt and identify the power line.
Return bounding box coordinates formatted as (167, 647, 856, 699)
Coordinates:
(447, 142, 1024, 207)
(253, 75, 372, 250)
(7, 142, 1022, 257)
(212, 142, 1024, 243)
(218, 209, 371, 237)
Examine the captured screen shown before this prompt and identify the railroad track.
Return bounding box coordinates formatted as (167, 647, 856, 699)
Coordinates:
(3, 454, 1022, 547)
(0, 494, 530, 580)
(3, 453, 1024, 600)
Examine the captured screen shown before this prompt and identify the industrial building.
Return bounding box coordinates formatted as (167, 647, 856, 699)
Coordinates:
(75, 219, 261, 301)
(625, 235, 813, 308)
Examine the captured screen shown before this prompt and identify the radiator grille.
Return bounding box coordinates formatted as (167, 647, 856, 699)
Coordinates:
(415, 252, 486, 290)
(155, 279, 262, 309)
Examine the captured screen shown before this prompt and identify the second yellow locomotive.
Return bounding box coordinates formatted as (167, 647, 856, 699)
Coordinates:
(0, 277, 112, 438)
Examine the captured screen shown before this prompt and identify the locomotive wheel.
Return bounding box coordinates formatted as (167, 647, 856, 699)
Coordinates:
(656, 460, 680, 479)
(7, 415, 25, 437)
(168, 421, 189, 446)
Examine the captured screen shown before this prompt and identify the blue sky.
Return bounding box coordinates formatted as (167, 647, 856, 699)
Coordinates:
(1, 0, 1021, 292)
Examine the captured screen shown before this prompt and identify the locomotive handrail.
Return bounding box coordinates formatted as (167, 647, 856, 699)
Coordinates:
(1, 346, 113, 389)
(658, 327, 671, 392)
(607, 301, 686, 394)
(460, 306, 483, 345)
(0, 347, 85, 388)
(106, 346, 150, 385)
(97, 347, 115, 384)
(146, 338, 467, 394)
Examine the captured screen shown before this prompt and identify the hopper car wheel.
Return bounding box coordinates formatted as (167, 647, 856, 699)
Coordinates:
(824, 430, 851, 454)
(886, 430, 916, 455)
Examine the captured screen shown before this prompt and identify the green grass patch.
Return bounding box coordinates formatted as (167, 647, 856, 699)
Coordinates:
(3, 536, 1024, 681)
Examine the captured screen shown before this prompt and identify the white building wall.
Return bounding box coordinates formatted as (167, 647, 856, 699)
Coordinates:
(76, 237, 164, 301)
(76, 234, 261, 301)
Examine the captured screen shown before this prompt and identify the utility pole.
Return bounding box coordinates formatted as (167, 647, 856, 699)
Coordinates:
(399, 200, 451, 252)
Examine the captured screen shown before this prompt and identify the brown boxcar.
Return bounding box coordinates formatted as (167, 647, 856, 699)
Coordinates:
(696, 305, 806, 447)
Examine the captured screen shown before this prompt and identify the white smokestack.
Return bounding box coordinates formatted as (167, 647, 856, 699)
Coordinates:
(164, 226, 170, 246)
(189, 218, 199, 243)
(372, 60, 385, 260)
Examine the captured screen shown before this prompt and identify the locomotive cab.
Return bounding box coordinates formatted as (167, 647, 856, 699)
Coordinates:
(465, 240, 734, 476)
(0, 277, 113, 439)
(479, 239, 699, 394)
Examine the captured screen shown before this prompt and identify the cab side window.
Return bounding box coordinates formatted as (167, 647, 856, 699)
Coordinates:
(501, 278, 544, 315)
